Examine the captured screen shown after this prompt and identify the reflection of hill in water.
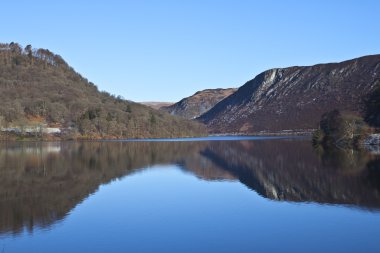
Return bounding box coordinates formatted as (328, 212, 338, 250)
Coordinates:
(202, 140, 380, 208)
(0, 139, 379, 235)
(0, 141, 232, 235)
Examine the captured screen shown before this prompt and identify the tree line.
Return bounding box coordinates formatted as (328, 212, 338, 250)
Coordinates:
(0, 42, 205, 140)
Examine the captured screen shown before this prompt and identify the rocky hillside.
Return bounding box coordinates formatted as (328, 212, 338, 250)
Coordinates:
(161, 88, 237, 119)
(0, 42, 205, 139)
(199, 55, 380, 133)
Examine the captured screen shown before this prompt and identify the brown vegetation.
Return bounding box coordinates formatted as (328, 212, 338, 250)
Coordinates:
(0, 42, 205, 139)
(312, 110, 369, 147)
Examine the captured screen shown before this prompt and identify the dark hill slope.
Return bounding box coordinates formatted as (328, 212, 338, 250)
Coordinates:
(162, 88, 237, 119)
(0, 43, 205, 139)
(199, 55, 380, 133)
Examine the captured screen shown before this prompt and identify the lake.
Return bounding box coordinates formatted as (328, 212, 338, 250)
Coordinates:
(0, 137, 379, 253)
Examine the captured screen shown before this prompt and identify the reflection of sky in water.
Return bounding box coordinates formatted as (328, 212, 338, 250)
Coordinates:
(2, 166, 380, 253)
(0, 138, 379, 253)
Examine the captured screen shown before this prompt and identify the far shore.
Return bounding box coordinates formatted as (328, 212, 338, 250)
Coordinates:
(209, 129, 315, 137)
(0, 131, 311, 142)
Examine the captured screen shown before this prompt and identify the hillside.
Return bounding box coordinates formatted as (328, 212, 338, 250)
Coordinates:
(199, 55, 380, 133)
(0, 42, 205, 139)
(161, 88, 237, 119)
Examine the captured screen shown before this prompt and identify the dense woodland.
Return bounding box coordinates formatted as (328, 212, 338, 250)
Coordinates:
(0, 42, 205, 139)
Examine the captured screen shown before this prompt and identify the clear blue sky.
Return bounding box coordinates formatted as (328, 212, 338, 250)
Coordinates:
(1, 0, 379, 102)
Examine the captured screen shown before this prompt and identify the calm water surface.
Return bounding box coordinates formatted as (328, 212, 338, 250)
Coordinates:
(0, 137, 380, 253)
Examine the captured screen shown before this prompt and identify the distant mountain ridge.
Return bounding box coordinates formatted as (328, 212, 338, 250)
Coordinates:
(161, 88, 237, 119)
(199, 54, 380, 133)
(141, 102, 174, 110)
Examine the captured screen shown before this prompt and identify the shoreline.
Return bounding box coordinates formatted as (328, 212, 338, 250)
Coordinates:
(0, 133, 310, 142)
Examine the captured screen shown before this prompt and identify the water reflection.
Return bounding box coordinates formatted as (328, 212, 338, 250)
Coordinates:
(0, 139, 379, 235)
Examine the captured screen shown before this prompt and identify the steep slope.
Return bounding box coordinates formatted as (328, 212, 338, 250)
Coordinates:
(199, 55, 380, 133)
(161, 88, 237, 119)
(0, 43, 205, 139)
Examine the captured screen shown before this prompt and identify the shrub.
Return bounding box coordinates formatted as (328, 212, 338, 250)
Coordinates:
(314, 110, 369, 147)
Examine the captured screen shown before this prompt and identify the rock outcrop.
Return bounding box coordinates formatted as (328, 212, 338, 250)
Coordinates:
(199, 55, 380, 133)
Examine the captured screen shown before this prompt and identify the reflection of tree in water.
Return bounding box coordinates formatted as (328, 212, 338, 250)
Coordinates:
(0, 139, 379, 235)
(315, 145, 370, 173)
(314, 144, 380, 194)
(366, 157, 380, 191)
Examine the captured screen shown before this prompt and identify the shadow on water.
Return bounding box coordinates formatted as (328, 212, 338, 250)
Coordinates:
(0, 138, 379, 235)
